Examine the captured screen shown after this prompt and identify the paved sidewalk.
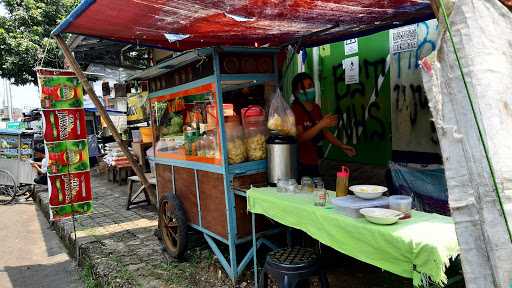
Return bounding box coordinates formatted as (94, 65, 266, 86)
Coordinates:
(35, 175, 167, 287)
(34, 175, 234, 288)
(0, 201, 82, 288)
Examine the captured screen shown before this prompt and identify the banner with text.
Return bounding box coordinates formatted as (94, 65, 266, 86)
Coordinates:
(37, 69, 92, 220)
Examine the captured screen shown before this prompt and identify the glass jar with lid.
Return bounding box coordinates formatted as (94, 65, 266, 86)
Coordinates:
(225, 120, 247, 164)
(242, 105, 267, 161)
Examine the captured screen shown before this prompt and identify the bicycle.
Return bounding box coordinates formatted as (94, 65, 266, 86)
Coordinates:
(0, 169, 35, 205)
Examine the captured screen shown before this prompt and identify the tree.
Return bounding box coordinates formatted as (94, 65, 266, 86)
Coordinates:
(0, 0, 79, 85)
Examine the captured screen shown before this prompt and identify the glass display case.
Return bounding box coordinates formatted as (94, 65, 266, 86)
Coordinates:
(0, 130, 36, 185)
(153, 88, 222, 165)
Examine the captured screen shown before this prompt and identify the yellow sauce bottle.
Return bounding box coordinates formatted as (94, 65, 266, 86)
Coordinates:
(336, 166, 349, 197)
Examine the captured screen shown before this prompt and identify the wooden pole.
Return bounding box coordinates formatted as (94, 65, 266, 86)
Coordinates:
(54, 35, 154, 196)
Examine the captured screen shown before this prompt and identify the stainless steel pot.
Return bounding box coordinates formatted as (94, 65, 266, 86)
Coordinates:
(266, 134, 298, 185)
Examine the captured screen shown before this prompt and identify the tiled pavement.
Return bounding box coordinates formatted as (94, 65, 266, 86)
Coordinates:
(34, 174, 234, 288)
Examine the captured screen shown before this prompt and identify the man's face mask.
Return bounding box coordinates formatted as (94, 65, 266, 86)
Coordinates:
(298, 88, 316, 102)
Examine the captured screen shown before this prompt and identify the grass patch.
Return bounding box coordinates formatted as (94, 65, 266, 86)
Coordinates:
(107, 256, 141, 288)
(152, 247, 223, 288)
(81, 261, 101, 288)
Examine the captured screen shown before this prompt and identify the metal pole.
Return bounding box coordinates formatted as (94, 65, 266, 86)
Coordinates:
(54, 34, 154, 195)
(252, 212, 258, 288)
(7, 82, 13, 121)
(212, 49, 238, 281)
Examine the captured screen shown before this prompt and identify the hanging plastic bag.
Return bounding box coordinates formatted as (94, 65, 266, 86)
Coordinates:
(267, 89, 296, 136)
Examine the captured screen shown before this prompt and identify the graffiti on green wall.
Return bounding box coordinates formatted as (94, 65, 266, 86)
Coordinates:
(315, 32, 392, 166)
(283, 20, 440, 166)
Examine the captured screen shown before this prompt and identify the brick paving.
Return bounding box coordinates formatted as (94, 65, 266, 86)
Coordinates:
(35, 173, 238, 288)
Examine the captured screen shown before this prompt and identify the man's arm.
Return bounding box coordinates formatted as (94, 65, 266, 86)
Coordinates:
(31, 162, 44, 174)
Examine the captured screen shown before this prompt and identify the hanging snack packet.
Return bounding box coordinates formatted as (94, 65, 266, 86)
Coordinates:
(267, 89, 296, 136)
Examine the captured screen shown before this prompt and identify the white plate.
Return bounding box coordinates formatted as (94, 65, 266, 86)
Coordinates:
(349, 185, 387, 199)
(359, 208, 402, 225)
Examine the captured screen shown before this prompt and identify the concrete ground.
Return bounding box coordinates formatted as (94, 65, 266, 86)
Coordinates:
(0, 200, 82, 288)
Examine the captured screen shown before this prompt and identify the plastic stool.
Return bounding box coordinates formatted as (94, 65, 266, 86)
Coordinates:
(259, 247, 329, 288)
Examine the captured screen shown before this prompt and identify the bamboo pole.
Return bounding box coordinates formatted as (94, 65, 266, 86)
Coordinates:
(54, 35, 154, 197)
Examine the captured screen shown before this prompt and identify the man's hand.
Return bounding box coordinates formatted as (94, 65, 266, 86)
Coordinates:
(31, 162, 39, 168)
(319, 114, 338, 129)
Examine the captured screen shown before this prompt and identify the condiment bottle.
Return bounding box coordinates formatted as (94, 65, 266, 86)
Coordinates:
(336, 166, 349, 197)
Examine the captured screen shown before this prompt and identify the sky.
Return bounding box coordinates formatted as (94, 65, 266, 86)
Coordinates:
(0, 4, 118, 112)
(0, 79, 40, 111)
(0, 4, 42, 111)
(0, 3, 6, 16)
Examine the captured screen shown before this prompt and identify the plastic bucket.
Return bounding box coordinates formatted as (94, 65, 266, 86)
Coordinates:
(139, 127, 153, 143)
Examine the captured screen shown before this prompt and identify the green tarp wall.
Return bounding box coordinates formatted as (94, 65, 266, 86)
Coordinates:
(283, 20, 439, 166)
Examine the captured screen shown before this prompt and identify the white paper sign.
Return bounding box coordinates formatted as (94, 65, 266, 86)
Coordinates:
(390, 25, 417, 53)
(343, 56, 359, 84)
(344, 38, 358, 55)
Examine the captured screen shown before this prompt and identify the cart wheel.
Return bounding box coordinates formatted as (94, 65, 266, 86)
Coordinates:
(158, 192, 188, 258)
(0, 170, 17, 205)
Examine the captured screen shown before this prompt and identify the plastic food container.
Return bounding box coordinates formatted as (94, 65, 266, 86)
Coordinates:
(389, 195, 412, 213)
(331, 195, 389, 218)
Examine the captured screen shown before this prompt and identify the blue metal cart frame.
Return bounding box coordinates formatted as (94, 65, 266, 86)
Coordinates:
(148, 47, 280, 281)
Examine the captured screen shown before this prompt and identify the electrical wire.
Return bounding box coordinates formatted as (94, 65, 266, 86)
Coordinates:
(438, 0, 512, 242)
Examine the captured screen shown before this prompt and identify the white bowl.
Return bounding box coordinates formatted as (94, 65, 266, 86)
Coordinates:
(359, 208, 402, 225)
(350, 185, 387, 199)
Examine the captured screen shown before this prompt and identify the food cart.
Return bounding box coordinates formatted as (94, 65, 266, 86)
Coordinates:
(146, 47, 279, 280)
(49, 0, 451, 284)
(0, 129, 36, 187)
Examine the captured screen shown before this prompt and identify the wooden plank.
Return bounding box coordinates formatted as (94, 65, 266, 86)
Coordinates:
(232, 173, 267, 190)
(174, 166, 199, 225)
(197, 170, 227, 238)
(155, 164, 173, 200)
(235, 194, 271, 238)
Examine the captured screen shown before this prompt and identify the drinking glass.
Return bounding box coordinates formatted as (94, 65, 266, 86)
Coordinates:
(314, 182, 328, 206)
(301, 177, 314, 193)
(277, 178, 288, 193)
(286, 179, 298, 193)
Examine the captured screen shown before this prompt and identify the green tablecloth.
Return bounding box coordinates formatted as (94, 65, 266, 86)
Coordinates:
(247, 187, 459, 286)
